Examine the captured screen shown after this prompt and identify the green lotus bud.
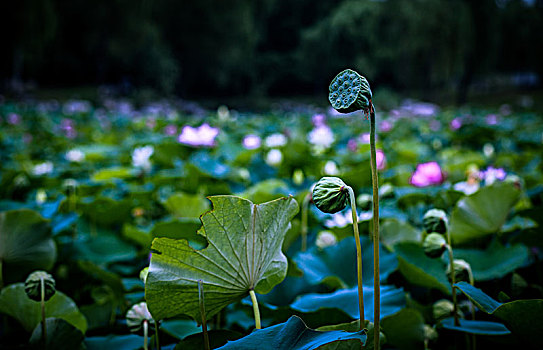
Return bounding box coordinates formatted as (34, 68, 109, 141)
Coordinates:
(423, 233, 447, 258)
(423, 325, 438, 342)
(315, 230, 338, 249)
(126, 302, 156, 332)
(25, 271, 56, 302)
(446, 259, 471, 283)
(356, 193, 372, 211)
(312, 177, 350, 214)
(432, 299, 455, 321)
(423, 209, 449, 234)
(329, 69, 372, 114)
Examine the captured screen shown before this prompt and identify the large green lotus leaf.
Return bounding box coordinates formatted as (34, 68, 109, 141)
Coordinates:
(160, 318, 203, 340)
(455, 282, 543, 347)
(440, 317, 510, 335)
(85, 334, 143, 350)
(29, 317, 86, 350)
(0, 283, 87, 333)
(217, 315, 366, 350)
(146, 196, 299, 321)
(380, 308, 426, 350)
(81, 197, 132, 227)
(0, 209, 56, 283)
(289, 285, 405, 322)
(454, 241, 529, 281)
(293, 237, 397, 288)
(91, 167, 135, 182)
(162, 192, 210, 218)
(394, 242, 450, 294)
(449, 183, 521, 244)
(174, 330, 243, 350)
(237, 179, 290, 204)
(380, 218, 421, 248)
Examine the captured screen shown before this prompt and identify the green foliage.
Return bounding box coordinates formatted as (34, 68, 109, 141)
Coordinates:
(145, 196, 298, 321)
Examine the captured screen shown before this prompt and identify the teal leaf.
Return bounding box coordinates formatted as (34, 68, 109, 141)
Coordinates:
(394, 242, 450, 294)
(380, 218, 421, 248)
(290, 285, 405, 322)
(449, 183, 521, 244)
(160, 318, 203, 340)
(29, 317, 86, 350)
(293, 236, 398, 288)
(0, 209, 57, 284)
(454, 241, 529, 281)
(455, 281, 543, 347)
(174, 330, 243, 349)
(85, 334, 144, 350)
(146, 196, 299, 321)
(217, 315, 366, 349)
(0, 283, 87, 333)
(380, 308, 426, 350)
(440, 317, 510, 335)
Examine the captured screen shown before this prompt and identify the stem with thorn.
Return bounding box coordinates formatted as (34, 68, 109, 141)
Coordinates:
(143, 320, 148, 350)
(347, 186, 365, 331)
(446, 245, 460, 326)
(301, 193, 310, 252)
(249, 289, 261, 330)
(369, 104, 381, 349)
(154, 319, 160, 350)
(198, 280, 210, 350)
(40, 277, 47, 347)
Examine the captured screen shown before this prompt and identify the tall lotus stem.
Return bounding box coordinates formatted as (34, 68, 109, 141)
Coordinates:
(143, 320, 148, 350)
(249, 289, 261, 330)
(369, 104, 381, 348)
(446, 245, 460, 326)
(154, 318, 160, 350)
(301, 193, 311, 252)
(0, 259, 3, 289)
(347, 186, 365, 331)
(198, 280, 210, 350)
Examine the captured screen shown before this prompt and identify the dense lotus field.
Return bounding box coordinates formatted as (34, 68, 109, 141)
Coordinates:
(0, 97, 542, 349)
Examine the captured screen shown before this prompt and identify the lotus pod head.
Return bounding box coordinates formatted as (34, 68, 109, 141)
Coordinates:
(423, 208, 449, 234)
(329, 69, 372, 114)
(423, 233, 447, 258)
(126, 302, 156, 332)
(312, 177, 350, 214)
(24, 271, 56, 302)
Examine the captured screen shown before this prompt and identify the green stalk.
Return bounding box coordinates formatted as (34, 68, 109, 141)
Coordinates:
(0, 259, 3, 289)
(198, 280, 210, 350)
(369, 105, 381, 349)
(154, 319, 160, 350)
(347, 186, 365, 331)
(40, 276, 47, 348)
(446, 245, 460, 326)
(249, 289, 261, 330)
(301, 193, 310, 252)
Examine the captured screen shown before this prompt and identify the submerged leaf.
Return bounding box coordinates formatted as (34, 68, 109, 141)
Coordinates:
(146, 195, 299, 321)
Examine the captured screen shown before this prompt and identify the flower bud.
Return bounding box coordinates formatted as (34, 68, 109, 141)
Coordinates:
(329, 69, 372, 114)
(423, 233, 447, 258)
(126, 302, 156, 332)
(446, 259, 471, 283)
(432, 299, 455, 321)
(356, 193, 372, 211)
(423, 209, 449, 234)
(316, 230, 338, 249)
(24, 271, 56, 302)
(312, 177, 350, 214)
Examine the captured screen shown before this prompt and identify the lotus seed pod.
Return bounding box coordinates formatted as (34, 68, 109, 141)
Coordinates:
(446, 259, 471, 283)
(423, 233, 447, 258)
(126, 302, 156, 332)
(432, 299, 455, 321)
(24, 271, 56, 302)
(329, 69, 372, 114)
(312, 177, 350, 214)
(423, 209, 449, 234)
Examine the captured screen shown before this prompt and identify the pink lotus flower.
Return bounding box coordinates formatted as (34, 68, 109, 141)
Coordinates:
(450, 118, 462, 130)
(242, 134, 261, 150)
(376, 149, 386, 170)
(312, 114, 326, 127)
(485, 114, 498, 125)
(410, 162, 444, 187)
(7, 113, 21, 125)
(164, 124, 177, 136)
(380, 120, 393, 132)
(178, 123, 219, 147)
(347, 138, 358, 152)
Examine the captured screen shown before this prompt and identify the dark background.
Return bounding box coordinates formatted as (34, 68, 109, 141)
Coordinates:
(1, 0, 542, 104)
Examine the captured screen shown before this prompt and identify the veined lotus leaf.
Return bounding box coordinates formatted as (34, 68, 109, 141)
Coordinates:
(146, 195, 299, 321)
(0, 209, 56, 284)
(449, 183, 520, 244)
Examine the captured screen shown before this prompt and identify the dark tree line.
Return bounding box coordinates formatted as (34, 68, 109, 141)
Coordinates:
(1, 0, 542, 101)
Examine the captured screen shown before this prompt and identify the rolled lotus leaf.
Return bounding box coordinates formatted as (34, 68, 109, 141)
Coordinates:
(446, 259, 471, 284)
(423, 209, 449, 234)
(24, 271, 56, 302)
(329, 69, 372, 114)
(312, 177, 350, 214)
(423, 233, 447, 258)
(126, 302, 156, 332)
